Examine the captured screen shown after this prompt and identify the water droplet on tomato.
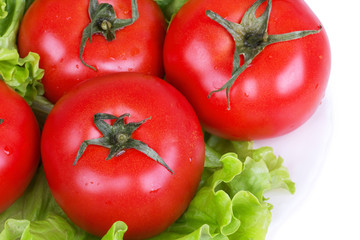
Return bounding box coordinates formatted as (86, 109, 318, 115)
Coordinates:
(3, 146, 12, 156)
(189, 157, 192, 163)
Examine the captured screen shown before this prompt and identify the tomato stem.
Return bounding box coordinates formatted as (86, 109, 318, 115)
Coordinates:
(206, 0, 322, 110)
(31, 95, 54, 130)
(100, 20, 112, 31)
(80, 0, 139, 71)
(74, 113, 174, 174)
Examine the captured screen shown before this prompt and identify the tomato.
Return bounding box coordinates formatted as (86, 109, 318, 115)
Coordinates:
(40, 73, 205, 239)
(18, 0, 166, 103)
(164, 0, 331, 140)
(0, 81, 40, 213)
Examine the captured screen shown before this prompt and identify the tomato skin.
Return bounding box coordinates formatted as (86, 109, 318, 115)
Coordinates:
(0, 82, 40, 213)
(18, 0, 166, 103)
(164, 0, 331, 140)
(41, 73, 205, 239)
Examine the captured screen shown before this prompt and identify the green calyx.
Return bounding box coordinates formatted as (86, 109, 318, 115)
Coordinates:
(80, 0, 139, 71)
(74, 113, 174, 175)
(0, 119, 3, 124)
(206, 0, 322, 110)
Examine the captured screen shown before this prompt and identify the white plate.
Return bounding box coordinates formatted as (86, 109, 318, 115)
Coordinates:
(252, 93, 333, 239)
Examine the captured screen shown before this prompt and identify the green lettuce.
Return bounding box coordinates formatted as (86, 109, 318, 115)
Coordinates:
(150, 137, 295, 240)
(0, 0, 44, 104)
(0, 137, 295, 240)
(154, 0, 188, 22)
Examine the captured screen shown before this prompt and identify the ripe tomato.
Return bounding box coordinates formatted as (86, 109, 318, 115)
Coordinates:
(41, 73, 205, 239)
(18, 0, 166, 103)
(164, 0, 331, 140)
(0, 81, 40, 213)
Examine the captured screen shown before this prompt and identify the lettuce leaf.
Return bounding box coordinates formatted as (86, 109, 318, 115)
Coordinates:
(154, 0, 188, 22)
(0, 48, 44, 104)
(0, 0, 24, 50)
(150, 137, 294, 240)
(0, 137, 295, 240)
(0, 0, 44, 104)
(0, 0, 8, 23)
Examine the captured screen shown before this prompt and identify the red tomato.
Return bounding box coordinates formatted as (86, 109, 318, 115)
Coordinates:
(41, 73, 205, 239)
(0, 81, 40, 213)
(18, 0, 166, 103)
(164, 0, 331, 140)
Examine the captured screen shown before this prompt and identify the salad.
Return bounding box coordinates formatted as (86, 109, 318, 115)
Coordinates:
(0, 0, 330, 239)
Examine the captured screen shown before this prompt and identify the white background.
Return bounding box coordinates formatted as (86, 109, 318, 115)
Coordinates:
(265, 0, 360, 239)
